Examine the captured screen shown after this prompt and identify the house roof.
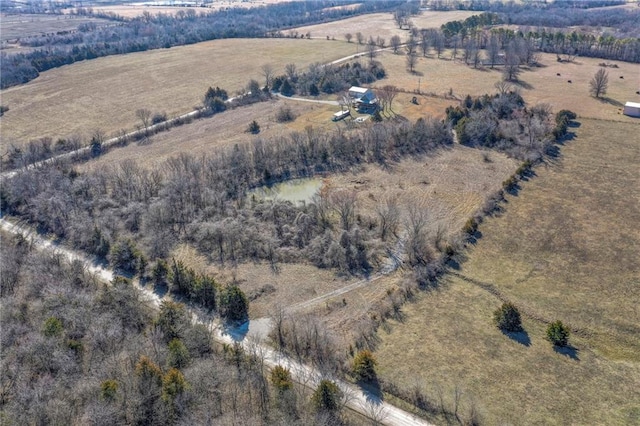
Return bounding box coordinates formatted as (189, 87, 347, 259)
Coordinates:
(625, 101, 640, 108)
(348, 86, 369, 94)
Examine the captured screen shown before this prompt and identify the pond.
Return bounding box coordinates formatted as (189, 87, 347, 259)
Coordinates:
(248, 178, 324, 204)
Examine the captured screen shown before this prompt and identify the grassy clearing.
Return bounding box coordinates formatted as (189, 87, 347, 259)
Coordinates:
(369, 50, 640, 122)
(376, 275, 640, 425)
(375, 118, 640, 424)
(293, 10, 478, 42)
(0, 13, 112, 40)
(0, 38, 355, 147)
(80, 98, 340, 171)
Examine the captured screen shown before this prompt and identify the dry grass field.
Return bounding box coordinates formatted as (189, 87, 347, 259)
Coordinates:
(0, 13, 112, 41)
(87, 0, 293, 18)
(294, 10, 478, 42)
(80, 98, 340, 170)
(368, 50, 640, 122)
(0, 38, 355, 148)
(375, 118, 640, 424)
(88, 98, 334, 167)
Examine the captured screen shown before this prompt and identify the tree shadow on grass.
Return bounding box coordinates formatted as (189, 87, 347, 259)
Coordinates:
(502, 329, 531, 347)
(554, 344, 580, 361)
(597, 97, 623, 107)
(357, 377, 384, 404)
(513, 79, 534, 90)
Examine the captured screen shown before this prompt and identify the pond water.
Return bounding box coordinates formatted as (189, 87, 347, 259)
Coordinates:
(248, 178, 323, 204)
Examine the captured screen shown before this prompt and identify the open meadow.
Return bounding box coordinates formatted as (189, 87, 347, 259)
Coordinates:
(0, 13, 113, 41)
(293, 10, 478, 41)
(80, 98, 339, 171)
(86, 0, 296, 18)
(368, 50, 640, 123)
(375, 118, 640, 424)
(0, 37, 355, 148)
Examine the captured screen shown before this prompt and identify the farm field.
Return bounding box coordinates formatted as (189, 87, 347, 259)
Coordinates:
(0, 37, 355, 148)
(293, 10, 478, 41)
(0, 13, 113, 41)
(80, 98, 339, 171)
(368, 50, 640, 123)
(86, 0, 296, 18)
(375, 118, 640, 424)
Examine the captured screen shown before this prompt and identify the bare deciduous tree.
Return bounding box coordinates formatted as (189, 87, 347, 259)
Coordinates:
(260, 64, 274, 89)
(285, 63, 297, 82)
(136, 108, 152, 135)
(366, 36, 378, 63)
(390, 35, 402, 54)
(330, 190, 357, 231)
(406, 51, 418, 73)
(344, 33, 352, 43)
(589, 68, 609, 98)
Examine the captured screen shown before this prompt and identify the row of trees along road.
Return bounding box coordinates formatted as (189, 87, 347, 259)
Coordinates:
(0, 233, 362, 425)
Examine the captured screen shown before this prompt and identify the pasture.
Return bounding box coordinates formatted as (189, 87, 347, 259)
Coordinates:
(0, 38, 355, 148)
(0, 13, 112, 41)
(293, 10, 478, 41)
(367, 50, 640, 123)
(80, 98, 339, 170)
(87, 0, 293, 18)
(375, 118, 640, 424)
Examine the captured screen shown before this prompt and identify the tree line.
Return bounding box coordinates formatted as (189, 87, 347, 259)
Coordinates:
(0, 116, 452, 282)
(393, 8, 640, 65)
(0, 0, 404, 89)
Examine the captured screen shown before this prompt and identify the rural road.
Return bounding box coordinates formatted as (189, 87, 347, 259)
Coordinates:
(0, 217, 432, 426)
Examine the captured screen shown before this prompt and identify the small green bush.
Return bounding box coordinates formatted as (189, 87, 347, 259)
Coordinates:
(546, 320, 570, 347)
(42, 317, 63, 337)
(100, 380, 118, 401)
(312, 380, 342, 412)
(247, 120, 260, 134)
(493, 303, 522, 332)
(270, 365, 293, 392)
(352, 350, 377, 382)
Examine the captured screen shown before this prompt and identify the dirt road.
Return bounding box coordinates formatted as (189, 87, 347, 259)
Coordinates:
(0, 217, 432, 426)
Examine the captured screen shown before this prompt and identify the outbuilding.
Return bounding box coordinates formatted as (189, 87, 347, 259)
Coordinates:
(623, 101, 640, 118)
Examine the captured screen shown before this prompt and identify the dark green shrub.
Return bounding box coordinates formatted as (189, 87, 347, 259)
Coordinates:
(42, 317, 63, 337)
(270, 365, 293, 392)
(167, 339, 190, 369)
(247, 120, 260, 134)
(100, 380, 119, 401)
(547, 320, 570, 347)
(493, 303, 522, 332)
(312, 380, 342, 412)
(352, 350, 377, 382)
(219, 285, 249, 322)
